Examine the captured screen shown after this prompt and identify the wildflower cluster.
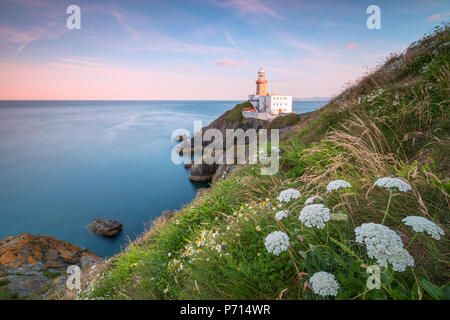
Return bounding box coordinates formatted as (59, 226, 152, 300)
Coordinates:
(309, 271, 340, 297)
(355, 223, 414, 271)
(326, 179, 351, 193)
(299, 204, 331, 229)
(275, 210, 288, 221)
(356, 89, 385, 105)
(305, 196, 324, 205)
(402, 216, 445, 240)
(264, 231, 290, 256)
(374, 177, 412, 192)
(277, 189, 301, 202)
(179, 228, 224, 260)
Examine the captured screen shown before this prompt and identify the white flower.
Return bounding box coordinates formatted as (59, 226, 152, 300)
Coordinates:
(305, 196, 324, 205)
(275, 210, 288, 221)
(310, 271, 339, 297)
(402, 216, 445, 240)
(355, 223, 414, 272)
(384, 249, 415, 272)
(327, 180, 351, 192)
(264, 231, 290, 256)
(277, 189, 301, 202)
(299, 204, 330, 229)
(374, 177, 411, 192)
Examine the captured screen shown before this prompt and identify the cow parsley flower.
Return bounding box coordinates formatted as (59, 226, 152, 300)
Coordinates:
(327, 180, 351, 192)
(277, 189, 301, 202)
(275, 210, 288, 221)
(384, 249, 415, 272)
(374, 177, 411, 192)
(305, 196, 324, 205)
(355, 223, 414, 271)
(310, 271, 339, 297)
(402, 216, 445, 240)
(264, 231, 290, 256)
(299, 204, 330, 229)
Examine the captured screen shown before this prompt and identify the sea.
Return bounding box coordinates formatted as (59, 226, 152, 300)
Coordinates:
(0, 100, 327, 257)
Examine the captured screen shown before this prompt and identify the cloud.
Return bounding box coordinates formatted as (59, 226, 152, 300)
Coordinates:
(225, 31, 237, 47)
(427, 12, 450, 21)
(133, 41, 242, 54)
(216, 59, 245, 67)
(345, 42, 358, 50)
(212, 0, 281, 19)
(0, 22, 65, 53)
(110, 11, 140, 39)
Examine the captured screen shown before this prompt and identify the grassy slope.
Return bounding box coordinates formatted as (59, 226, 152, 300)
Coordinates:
(79, 25, 449, 300)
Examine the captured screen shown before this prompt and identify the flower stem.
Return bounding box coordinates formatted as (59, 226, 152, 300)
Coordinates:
(381, 190, 393, 225)
(406, 232, 419, 250)
(339, 194, 346, 215)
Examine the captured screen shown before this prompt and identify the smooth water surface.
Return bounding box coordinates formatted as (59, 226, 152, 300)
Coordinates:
(0, 100, 326, 256)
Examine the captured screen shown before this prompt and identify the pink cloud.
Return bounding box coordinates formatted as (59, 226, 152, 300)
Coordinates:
(427, 12, 450, 21)
(345, 42, 358, 50)
(216, 59, 245, 67)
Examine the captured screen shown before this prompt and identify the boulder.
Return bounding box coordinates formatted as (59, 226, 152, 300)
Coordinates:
(189, 162, 218, 182)
(7, 274, 49, 298)
(0, 233, 98, 270)
(88, 218, 122, 237)
(80, 255, 103, 270)
(0, 233, 101, 298)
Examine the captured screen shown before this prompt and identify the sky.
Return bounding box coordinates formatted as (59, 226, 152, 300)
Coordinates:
(0, 0, 448, 100)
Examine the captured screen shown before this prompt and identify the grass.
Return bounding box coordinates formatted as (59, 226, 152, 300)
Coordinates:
(226, 101, 253, 122)
(265, 113, 300, 129)
(72, 24, 449, 301)
(0, 279, 18, 301)
(42, 270, 62, 280)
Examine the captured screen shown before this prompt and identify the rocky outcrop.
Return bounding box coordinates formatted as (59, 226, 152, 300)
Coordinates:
(212, 164, 239, 183)
(0, 233, 97, 270)
(88, 218, 122, 237)
(0, 233, 101, 298)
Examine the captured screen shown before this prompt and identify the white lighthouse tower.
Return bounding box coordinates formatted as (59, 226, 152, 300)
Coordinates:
(244, 67, 293, 121)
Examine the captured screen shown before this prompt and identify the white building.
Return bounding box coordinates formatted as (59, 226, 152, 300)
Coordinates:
(243, 68, 293, 120)
(248, 94, 293, 115)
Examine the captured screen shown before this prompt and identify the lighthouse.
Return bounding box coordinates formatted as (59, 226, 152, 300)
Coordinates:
(256, 67, 268, 96)
(244, 67, 293, 121)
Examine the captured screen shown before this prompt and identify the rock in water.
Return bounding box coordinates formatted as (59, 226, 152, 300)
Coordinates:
(88, 218, 122, 237)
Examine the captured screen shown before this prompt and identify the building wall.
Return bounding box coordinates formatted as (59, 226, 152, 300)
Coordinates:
(269, 95, 292, 114)
(248, 94, 293, 115)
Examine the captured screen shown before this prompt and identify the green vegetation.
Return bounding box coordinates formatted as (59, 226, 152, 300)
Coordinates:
(265, 113, 300, 129)
(0, 280, 18, 300)
(43, 270, 62, 280)
(226, 101, 252, 122)
(77, 24, 449, 300)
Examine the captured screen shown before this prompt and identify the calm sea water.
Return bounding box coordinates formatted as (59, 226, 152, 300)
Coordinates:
(0, 100, 327, 257)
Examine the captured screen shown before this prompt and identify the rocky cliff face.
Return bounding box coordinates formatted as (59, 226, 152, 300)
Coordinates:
(0, 233, 102, 298)
(180, 103, 309, 183)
